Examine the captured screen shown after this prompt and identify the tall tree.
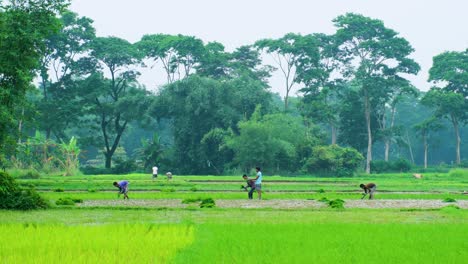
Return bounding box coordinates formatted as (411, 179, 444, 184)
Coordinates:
(256, 33, 309, 111)
(426, 49, 467, 165)
(333, 13, 420, 173)
(421, 89, 466, 164)
(297, 33, 343, 144)
(38, 10, 95, 140)
(153, 75, 271, 174)
(136, 34, 205, 83)
(0, 0, 68, 162)
(414, 117, 443, 169)
(83, 37, 147, 168)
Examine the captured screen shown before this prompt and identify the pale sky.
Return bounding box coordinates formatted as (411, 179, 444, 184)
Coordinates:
(70, 0, 468, 96)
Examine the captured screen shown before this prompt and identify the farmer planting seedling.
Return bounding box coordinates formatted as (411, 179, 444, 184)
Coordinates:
(241, 174, 256, 199)
(113, 180, 129, 200)
(360, 183, 377, 200)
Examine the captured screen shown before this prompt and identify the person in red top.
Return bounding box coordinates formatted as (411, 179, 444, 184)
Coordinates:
(360, 183, 377, 200)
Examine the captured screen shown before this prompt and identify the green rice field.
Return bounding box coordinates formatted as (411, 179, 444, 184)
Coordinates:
(1, 169, 467, 263)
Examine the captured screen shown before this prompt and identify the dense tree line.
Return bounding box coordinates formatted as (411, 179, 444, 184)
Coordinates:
(1, 2, 466, 175)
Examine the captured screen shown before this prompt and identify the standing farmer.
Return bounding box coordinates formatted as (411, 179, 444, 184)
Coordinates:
(252, 167, 263, 200)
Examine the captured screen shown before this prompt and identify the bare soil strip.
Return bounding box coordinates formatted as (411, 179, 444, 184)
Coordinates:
(78, 199, 468, 209)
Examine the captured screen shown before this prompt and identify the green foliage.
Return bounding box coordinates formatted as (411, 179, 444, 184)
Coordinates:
(318, 197, 329, 202)
(328, 198, 345, 209)
(0, 172, 49, 210)
(200, 198, 216, 208)
(0, 0, 66, 159)
(155, 75, 271, 174)
(181, 197, 202, 204)
(449, 168, 468, 178)
(53, 188, 64, 192)
(304, 145, 364, 176)
(370, 159, 413, 173)
(57, 137, 81, 176)
(442, 198, 456, 203)
(227, 107, 322, 173)
(55, 197, 75, 206)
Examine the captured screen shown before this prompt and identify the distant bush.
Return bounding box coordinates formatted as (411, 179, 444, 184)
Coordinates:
(190, 186, 198, 192)
(304, 145, 364, 176)
(442, 198, 456, 203)
(0, 172, 49, 210)
(458, 160, 468, 168)
(53, 188, 64, 192)
(80, 167, 113, 175)
(392, 158, 412, 172)
(317, 189, 325, 193)
(87, 188, 97, 193)
(55, 197, 75, 206)
(113, 158, 138, 174)
(371, 159, 412, 173)
(449, 168, 468, 178)
(328, 199, 345, 209)
(162, 188, 175, 193)
(200, 198, 215, 208)
(19, 170, 41, 179)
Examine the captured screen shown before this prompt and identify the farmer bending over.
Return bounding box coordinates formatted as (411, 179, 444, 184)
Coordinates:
(360, 183, 376, 200)
(241, 174, 256, 199)
(113, 180, 129, 199)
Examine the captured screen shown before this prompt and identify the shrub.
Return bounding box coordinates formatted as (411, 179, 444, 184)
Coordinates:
(317, 188, 325, 193)
(17, 170, 41, 179)
(370, 159, 412, 173)
(113, 158, 137, 174)
(370, 160, 391, 174)
(72, 198, 83, 203)
(190, 186, 198, 192)
(87, 188, 97, 193)
(328, 199, 345, 209)
(318, 197, 329, 203)
(200, 198, 215, 208)
(392, 158, 412, 172)
(0, 172, 49, 210)
(304, 145, 364, 176)
(53, 188, 64, 192)
(449, 168, 468, 178)
(55, 197, 75, 206)
(442, 198, 456, 203)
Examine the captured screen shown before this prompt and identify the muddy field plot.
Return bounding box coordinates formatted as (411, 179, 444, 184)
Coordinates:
(79, 199, 468, 209)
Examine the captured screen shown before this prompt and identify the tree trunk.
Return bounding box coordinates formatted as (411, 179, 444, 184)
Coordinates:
(105, 154, 112, 169)
(364, 93, 372, 174)
(406, 130, 415, 164)
(384, 106, 397, 162)
(452, 116, 461, 164)
(331, 124, 337, 145)
(17, 107, 24, 143)
(423, 135, 428, 169)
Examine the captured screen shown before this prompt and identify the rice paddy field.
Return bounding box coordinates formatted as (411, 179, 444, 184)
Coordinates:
(1, 169, 467, 263)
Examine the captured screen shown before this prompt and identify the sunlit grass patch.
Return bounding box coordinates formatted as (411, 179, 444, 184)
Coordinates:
(0, 224, 194, 263)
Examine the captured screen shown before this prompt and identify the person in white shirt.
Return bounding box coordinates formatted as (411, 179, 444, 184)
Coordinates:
(252, 167, 263, 200)
(152, 166, 158, 180)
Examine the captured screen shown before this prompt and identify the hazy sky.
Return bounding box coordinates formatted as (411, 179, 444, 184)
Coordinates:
(70, 0, 468, 96)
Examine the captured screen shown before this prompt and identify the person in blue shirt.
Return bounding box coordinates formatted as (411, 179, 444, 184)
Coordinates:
(252, 167, 263, 200)
(113, 180, 129, 199)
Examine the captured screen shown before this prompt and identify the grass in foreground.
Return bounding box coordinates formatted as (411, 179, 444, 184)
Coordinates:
(174, 223, 467, 263)
(0, 224, 193, 263)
